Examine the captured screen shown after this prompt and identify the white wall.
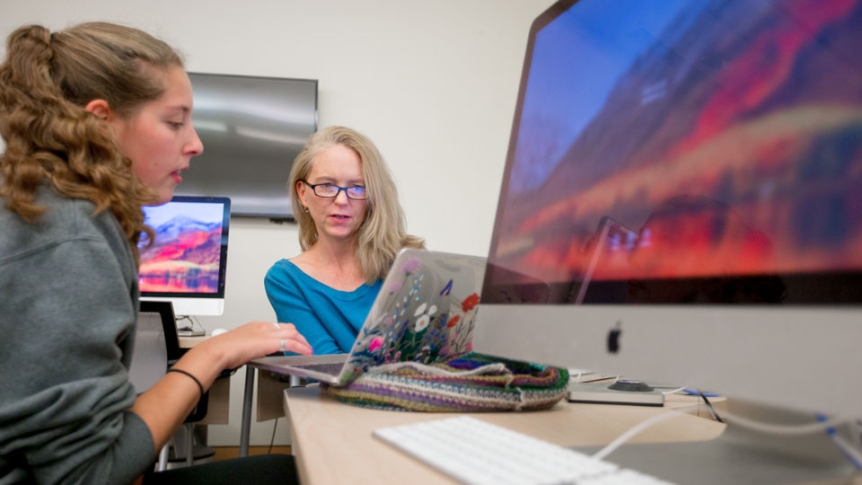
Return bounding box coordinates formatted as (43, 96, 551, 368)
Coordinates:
(1, 0, 554, 445)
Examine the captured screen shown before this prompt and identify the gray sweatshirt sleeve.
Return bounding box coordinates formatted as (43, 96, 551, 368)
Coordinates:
(0, 196, 158, 484)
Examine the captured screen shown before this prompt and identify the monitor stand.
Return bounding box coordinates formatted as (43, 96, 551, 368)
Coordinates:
(576, 399, 856, 484)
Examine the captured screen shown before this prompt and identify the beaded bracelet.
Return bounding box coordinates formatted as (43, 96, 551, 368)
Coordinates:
(167, 368, 204, 401)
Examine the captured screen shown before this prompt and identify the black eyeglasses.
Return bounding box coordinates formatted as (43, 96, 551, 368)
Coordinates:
(302, 181, 368, 200)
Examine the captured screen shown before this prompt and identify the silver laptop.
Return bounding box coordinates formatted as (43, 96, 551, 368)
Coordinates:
(250, 249, 487, 386)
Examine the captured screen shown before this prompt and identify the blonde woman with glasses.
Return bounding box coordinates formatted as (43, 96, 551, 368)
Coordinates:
(265, 126, 424, 355)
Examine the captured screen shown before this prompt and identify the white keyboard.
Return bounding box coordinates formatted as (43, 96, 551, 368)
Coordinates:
(373, 416, 676, 485)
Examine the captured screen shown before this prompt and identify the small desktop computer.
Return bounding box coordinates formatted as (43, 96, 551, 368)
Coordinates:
(473, 0, 862, 483)
(138, 196, 231, 319)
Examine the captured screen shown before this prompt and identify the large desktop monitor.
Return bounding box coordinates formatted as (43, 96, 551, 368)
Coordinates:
(473, 0, 862, 481)
(139, 196, 231, 317)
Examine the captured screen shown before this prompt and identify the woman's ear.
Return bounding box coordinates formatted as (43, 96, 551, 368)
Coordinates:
(84, 99, 114, 120)
(296, 180, 308, 207)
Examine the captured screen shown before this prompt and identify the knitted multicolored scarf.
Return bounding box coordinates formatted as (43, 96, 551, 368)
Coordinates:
(323, 352, 569, 412)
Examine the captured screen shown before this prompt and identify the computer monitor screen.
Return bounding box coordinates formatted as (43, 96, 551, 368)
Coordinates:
(474, 0, 862, 416)
(139, 196, 231, 316)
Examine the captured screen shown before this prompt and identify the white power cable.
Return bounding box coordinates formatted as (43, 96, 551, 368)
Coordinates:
(831, 434, 862, 470)
(592, 405, 700, 461)
(723, 412, 855, 436)
(593, 405, 859, 462)
(661, 386, 687, 395)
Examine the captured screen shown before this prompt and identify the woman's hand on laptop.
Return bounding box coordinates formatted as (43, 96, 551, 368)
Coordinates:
(201, 321, 313, 370)
(134, 321, 310, 448)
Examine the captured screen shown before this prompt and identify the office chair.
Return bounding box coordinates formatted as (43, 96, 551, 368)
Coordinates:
(130, 301, 210, 470)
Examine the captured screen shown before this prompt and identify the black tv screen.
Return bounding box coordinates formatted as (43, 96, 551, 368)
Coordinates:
(176, 72, 318, 221)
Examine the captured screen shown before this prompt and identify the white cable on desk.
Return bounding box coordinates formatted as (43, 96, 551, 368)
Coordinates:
(592, 405, 701, 461)
(593, 404, 859, 463)
(832, 434, 862, 471)
(722, 412, 855, 436)
(661, 386, 687, 395)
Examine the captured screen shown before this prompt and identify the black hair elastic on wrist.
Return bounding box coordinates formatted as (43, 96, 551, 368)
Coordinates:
(167, 368, 204, 401)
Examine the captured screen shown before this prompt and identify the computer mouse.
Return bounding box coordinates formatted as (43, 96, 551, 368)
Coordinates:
(607, 379, 654, 392)
(211, 328, 228, 336)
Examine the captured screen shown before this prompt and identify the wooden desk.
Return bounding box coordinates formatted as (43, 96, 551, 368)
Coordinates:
(283, 385, 726, 485)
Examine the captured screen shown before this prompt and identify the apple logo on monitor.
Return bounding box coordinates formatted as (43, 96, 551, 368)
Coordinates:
(607, 321, 622, 354)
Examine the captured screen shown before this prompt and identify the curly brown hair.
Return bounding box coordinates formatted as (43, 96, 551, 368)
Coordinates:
(0, 22, 184, 264)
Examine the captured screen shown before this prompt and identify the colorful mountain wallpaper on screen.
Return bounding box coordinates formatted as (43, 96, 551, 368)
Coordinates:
(491, 0, 862, 288)
(139, 208, 224, 294)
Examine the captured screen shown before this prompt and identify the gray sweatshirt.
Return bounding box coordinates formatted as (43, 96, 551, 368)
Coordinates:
(0, 187, 156, 484)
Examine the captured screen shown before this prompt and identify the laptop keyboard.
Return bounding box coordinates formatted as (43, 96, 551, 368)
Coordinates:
(291, 362, 345, 375)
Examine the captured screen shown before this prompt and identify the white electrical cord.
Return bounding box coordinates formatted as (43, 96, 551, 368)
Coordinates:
(831, 434, 862, 470)
(661, 386, 687, 395)
(723, 412, 855, 436)
(592, 405, 701, 461)
(592, 405, 859, 462)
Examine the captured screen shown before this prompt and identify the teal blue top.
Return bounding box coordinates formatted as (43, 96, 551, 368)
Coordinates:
(264, 259, 383, 355)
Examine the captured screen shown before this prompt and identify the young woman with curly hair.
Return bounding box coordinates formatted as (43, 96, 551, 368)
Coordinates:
(0, 22, 310, 485)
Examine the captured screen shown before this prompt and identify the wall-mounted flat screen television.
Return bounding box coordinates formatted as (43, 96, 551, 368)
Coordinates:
(175, 72, 318, 221)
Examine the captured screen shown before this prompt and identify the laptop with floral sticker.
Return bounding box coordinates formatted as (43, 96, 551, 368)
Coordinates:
(250, 249, 487, 386)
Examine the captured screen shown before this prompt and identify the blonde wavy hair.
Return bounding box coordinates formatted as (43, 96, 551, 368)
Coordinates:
(0, 22, 184, 263)
(288, 126, 425, 283)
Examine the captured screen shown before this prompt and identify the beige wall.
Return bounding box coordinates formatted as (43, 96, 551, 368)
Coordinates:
(1, 0, 555, 445)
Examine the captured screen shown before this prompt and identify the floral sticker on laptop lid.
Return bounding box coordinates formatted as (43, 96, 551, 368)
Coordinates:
(346, 256, 481, 377)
